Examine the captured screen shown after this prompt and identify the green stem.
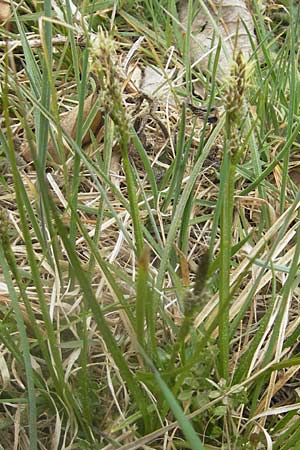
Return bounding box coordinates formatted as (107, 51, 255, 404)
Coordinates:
(219, 146, 236, 381)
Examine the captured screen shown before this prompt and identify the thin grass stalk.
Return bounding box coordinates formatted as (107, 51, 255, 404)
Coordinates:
(78, 313, 92, 428)
(173, 136, 196, 247)
(195, 39, 220, 161)
(209, 233, 251, 277)
(218, 51, 247, 380)
(66, 18, 90, 257)
(0, 240, 37, 450)
(280, 1, 297, 212)
(65, 0, 81, 86)
(246, 114, 269, 232)
(144, 0, 162, 34)
(157, 159, 174, 193)
(166, 0, 181, 50)
(131, 129, 158, 203)
(178, 191, 193, 255)
(162, 103, 186, 212)
(88, 116, 114, 273)
(283, 309, 300, 349)
(135, 170, 163, 248)
(218, 147, 234, 380)
(136, 246, 150, 348)
(251, 3, 285, 91)
(209, 117, 254, 262)
(91, 30, 144, 256)
(184, 0, 193, 97)
(62, 0, 83, 214)
(12, 8, 41, 96)
(145, 278, 156, 359)
(37, 0, 52, 170)
(122, 146, 145, 257)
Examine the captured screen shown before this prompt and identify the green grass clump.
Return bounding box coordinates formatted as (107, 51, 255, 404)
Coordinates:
(1, 1, 300, 449)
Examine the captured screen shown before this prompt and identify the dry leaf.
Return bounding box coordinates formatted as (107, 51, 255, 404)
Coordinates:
(130, 65, 177, 102)
(178, 0, 256, 80)
(0, 0, 11, 23)
(22, 92, 103, 162)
